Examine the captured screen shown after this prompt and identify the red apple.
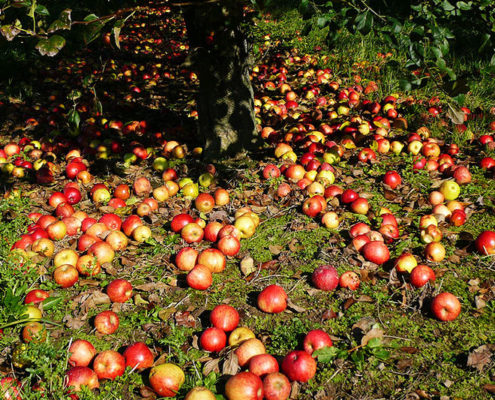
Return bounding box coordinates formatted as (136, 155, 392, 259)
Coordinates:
(88, 242, 115, 265)
(94, 310, 119, 335)
(186, 264, 213, 290)
(106, 279, 133, 303)
(311, 265, 339, 291)
(281, 350, 317, 382)
(99, 213, 122, 231)
(410, 265, 436, 288)
(431, 292, 461, 321)
(475, 231, 495, 255)
(210, 304, 239, 332)
(257, 285, 287, 313)
(383, 171, 401, 189)
(195, 193, 215, 213)
(303, 329, 333, 355)
(24, 289, 49, 305)
(350, 197, 369, 214)
(171, 213, 194, 233)
(200, 327, 227, 352)
(197, 248, 226, 273)
(217, 235, 241, 256)
(93, 350, 125, 380)
(263, 372, 291, 400)
(149, 363, 185, 398)
(339, 271, 360, 290)
(133, 177, 152, 196)
(235, 338, 266, 367)
(65, 367, 99, 392)
(204, 221, 224, 242)
(69, 339, 97, 367)
(76, 254, 101, 277)
(362, 241, 390, 264)
(114, 184, 131, 200)
(225, 372, 264, 400)
(248, 354, 279, 377)
(181, 222, 204, 243)
(123, 342, 154, 370)
(53, 264, 79, 288)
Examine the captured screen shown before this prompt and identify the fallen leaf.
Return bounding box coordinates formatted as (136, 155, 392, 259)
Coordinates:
(483, 384, 495, 394)
(63, 315, 86, 330)
(361, 326, 384, 346)
(401, 347, 419, 354)
(467, 345, 493, 371)
(343, 298, 357, 310)
(240, 256, 256, 276)
(269, 244, 283, 255)
(396, 358, 413, 370)
(135, 282, 169, 292)
(202, 358, 220, 375)
(290, 381, 300, 399)
(222, 352, 239, 375)
(287, 299, 306, 313)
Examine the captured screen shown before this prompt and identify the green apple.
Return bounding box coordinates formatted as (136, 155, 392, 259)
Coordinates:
(181, 183, 199, 199)
(439, 180, 460, 201)
(153, 157, 168, 172)
(390, 141, 404, 155)
(199, 172, 215, 188)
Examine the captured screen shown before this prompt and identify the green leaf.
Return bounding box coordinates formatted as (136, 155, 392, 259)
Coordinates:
(355, 11, 373, 34)
(442, 0, 455, 11)
(41, 297, 62, 310)
(367, 337, 382, 349)
(0, 25, 21, 41)
(313, 346, 339, 363)
(478, 33, 491, 52)
(113, 19, 124, 49)
(68, 109, 80, 128)
(48, 9, 72, 33)
(373, 349, 391, 360)
(35, 5, 49, 16)
(35, 35, 66, 56)
(431, 46, 442, 59)
(81, 14, 107, 45)
(456, 1, 472, 10)
(316, 16, 330, 28)
(399, 79, 412, 91)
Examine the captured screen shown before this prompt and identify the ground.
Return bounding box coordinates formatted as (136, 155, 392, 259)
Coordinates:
(0, 1, 494, 399)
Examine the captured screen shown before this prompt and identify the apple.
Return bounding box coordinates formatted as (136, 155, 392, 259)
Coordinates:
(410, 265, 436, 288)
(149, 363, 185, 397)
(105, 230, 129, 251)
(203, 222, 223, 242)
(475, 231, 495, 255)
(162, 168, 178, 181)
(263, 372, 291, 400)
(197, 248, 226, 273)
(187, 264, 213, 290)
(171, 214, 194, 233)
(349, 222, 370, 238)
(65, 366, 99, 392)
(339, 271, 360, 290)
(48, 192, 67, 208)
(195, 193, 215, 213)
(24, 289, 49, 305)
(93, 350, 125, 380)
(311, 265, 339, 291)
(123, 342, 154, 370)
(114, 184, 131, 200)
(341, 189, 358, 204)
(453, 166, 471, 185)
(69, 339, 96, 367)
(303, 329, 332, 355)
(81, 217, 97, 233)
(439, 180, 460, 201)
(225, 372, 264, 400)
(383, 171, 401, 189)
(181, 223, 204, 243)
(350, 197, 369, 214)
(248, 353, 279, 377)
(122, 215, 143, 237)
(228, 326, 255, 346)
(46, 220, 67, 241)
(107, 279, 133, 303)
(449, 209, 466, 226)
(281, 350, 316, 382)
(431, 292, 461, 321)
(99, 213, 122, 231)
(86, 222, 109, 239)
(352, 234, 370, 252)
(185, 387, 217, 400)
(235, 338, 266, 367)
(210, 304, 239, 332)
(263, 164, 281, 179)
(214, 188, 230, 206)
(425, 242, 446, 262)
(88, 242, 115, 265)
(22, 322, 47, 343)
(235, 215, 257, 238)
(429, 191, 445, 206)
(64, 187, 82, 205)
(257, 285, 287, 313)
(175, 247, 199, 271)
(362, 241, 390, 264)
(94, 310, 119, 335)
(53, 264, 79, 288)
(394, 252, 418, 273)
(133, 225, 152, 242)
(200, 327, 227, 352)
(133, 177, 152, 196)
(217, 235, 241, 257)
(78, 234, 101, 252)
(92, 187, 111, 203)
(76, 254, 101, 276)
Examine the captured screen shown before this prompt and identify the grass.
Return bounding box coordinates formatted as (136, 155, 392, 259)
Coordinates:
(0, 3, 494, 400)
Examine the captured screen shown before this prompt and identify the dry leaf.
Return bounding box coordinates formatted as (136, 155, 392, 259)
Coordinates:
(467, 345, 493, 371)
(222, 352, 240, 375)
(401, 347, 419, 354)
(290, 381, 300, 399)
(269, 244, 283, 255)
(483, 384, 495, 394)
(287, 299, 306, 313)
(343, 298, 357, 310)
(135, 282, 169, 292)
(203, 358, 220, 375)
(63, 315, 86, 330)
(240, 256, 256, 276)
(134, 294, 149, 305)
(361, 326, 384, 346)
(352, 317, 375, 333)
(396, 358, 413, 370)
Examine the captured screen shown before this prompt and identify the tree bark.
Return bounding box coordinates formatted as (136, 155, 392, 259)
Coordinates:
(183, 4, 258, 161)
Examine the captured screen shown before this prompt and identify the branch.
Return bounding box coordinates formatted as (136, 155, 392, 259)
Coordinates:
(71, 6, 142, 26)
(170, 0, 220, 6)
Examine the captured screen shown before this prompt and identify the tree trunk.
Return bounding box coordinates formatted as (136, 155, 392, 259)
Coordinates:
(183, 4, 258, 161)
